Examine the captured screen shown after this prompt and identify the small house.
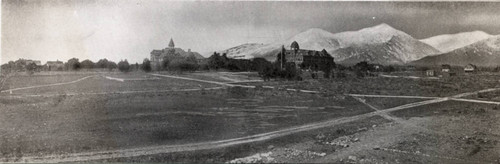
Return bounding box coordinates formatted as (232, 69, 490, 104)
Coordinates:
(464, 64, 477, 73)
(441, 64, 451, 72)
(46, 61, 65, 71)
(426, 70, 435, 76)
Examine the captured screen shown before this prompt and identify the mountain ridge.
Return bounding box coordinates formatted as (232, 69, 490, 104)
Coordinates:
(420, 31, 493, 53)
(217, 24, 441, 65)
(411, 35, 500, 66)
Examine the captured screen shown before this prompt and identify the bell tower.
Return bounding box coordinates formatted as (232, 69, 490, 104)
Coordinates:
(168, 38, 175, 48)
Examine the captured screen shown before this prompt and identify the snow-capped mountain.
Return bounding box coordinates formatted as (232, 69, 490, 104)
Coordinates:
(220, 28, 341, 60)
(331, 24, 440, 65)
(219, 43, 268, 59)
(333, 35, 439, 65)
(282, 28, 340, 51)
(420, 31, 493, 53)
(411, 35, 500, 66)
(218, 23, 440, 65)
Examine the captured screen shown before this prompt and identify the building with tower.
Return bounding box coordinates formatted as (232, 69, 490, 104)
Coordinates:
(276, 41, 335, 72)
(150, 38, 188, 70)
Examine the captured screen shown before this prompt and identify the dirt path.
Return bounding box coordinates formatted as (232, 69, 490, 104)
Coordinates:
(0, 87, 225, 98)
(0, 75, 97, 93)
(150, 73, 319, 93)
(451, 98, 500, 105)
(151, 73, 254, 88)
(347, 94, 439, 99)
(350, 96, 453, 136)
(103, 76, 161, 82)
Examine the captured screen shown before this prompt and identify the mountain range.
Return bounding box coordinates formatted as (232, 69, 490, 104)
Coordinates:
(220, 24, 440, 65)
(411, 36, 500, 66)
(218, 23, 498, 66)
(420, 31, 493, 53)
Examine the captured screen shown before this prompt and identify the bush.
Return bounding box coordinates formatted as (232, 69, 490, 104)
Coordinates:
(118, 60, 130, 72)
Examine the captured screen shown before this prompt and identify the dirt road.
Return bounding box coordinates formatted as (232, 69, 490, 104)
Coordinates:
(0, 75, 97, 93)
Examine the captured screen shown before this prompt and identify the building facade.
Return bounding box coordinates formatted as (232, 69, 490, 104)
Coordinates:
(276, 41, 335, 71)
(150, 38, 183, 70)
(464, 64, 477, 72)
(46, 61, 64, 71)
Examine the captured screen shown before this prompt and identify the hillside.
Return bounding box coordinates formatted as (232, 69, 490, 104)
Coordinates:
(411, 36, 500, 66)
(420, 31, 493, 53)
(331, 24, 440, 65)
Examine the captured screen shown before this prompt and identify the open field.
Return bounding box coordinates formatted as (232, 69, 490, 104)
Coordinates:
(0, 72, 372, 161)
(1, 71, 500, 163)
(245, 73, 500, 97)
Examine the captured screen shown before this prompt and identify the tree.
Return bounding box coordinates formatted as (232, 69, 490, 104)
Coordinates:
(65, 58, 81, 71)
(168, 58, 198, 72)
(141, 58, 152, 72)
(80, 59, 95, 69)
(353, 61, 370, 77)
(134, 63, 139, 71)
(207, 52, 224, 70)
(161, 56, 171, 70)
(96, 59, 109, 68)
(107, 61, 117, 71)
(117, 60, 130, 72)
(26, 63, 37, 75)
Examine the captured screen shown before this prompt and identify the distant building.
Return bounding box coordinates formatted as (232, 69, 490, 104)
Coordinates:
(46, 60, 64, 71)
(441, 64, 451, 72)
(24, 60, 43, 71)
(426, 69, 435, 76)
(440, 64, 457, 77)
(276, 41, 335, 71)
(150, 38, 198, 70)
(464, 64, 477, 72)
(25, 60, 42, 67)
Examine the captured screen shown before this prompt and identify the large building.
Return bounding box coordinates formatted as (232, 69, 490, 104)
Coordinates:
(46, 60, 64, 71)
(150, 38, 182, 70)
(276, 41, 335, 71)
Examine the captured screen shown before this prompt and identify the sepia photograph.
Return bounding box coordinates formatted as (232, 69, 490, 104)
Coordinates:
(1, 0, 500, 163)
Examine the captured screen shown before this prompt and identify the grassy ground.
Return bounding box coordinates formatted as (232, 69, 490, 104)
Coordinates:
(94, 116, 391, 163)
(0, 73, 374, 158)
(248, 73, 500, 97)
(3, 74, 93, 89)
(2, 71, 500, 163)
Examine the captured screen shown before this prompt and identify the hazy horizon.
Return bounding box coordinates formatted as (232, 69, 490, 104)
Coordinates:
(3, 1, 500, 64)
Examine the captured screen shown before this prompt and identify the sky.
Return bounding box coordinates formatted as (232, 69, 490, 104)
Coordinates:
(2, 0, 500, 64)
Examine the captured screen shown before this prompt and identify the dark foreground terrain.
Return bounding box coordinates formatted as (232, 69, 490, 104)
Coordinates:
(1, 71, 500, 163)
